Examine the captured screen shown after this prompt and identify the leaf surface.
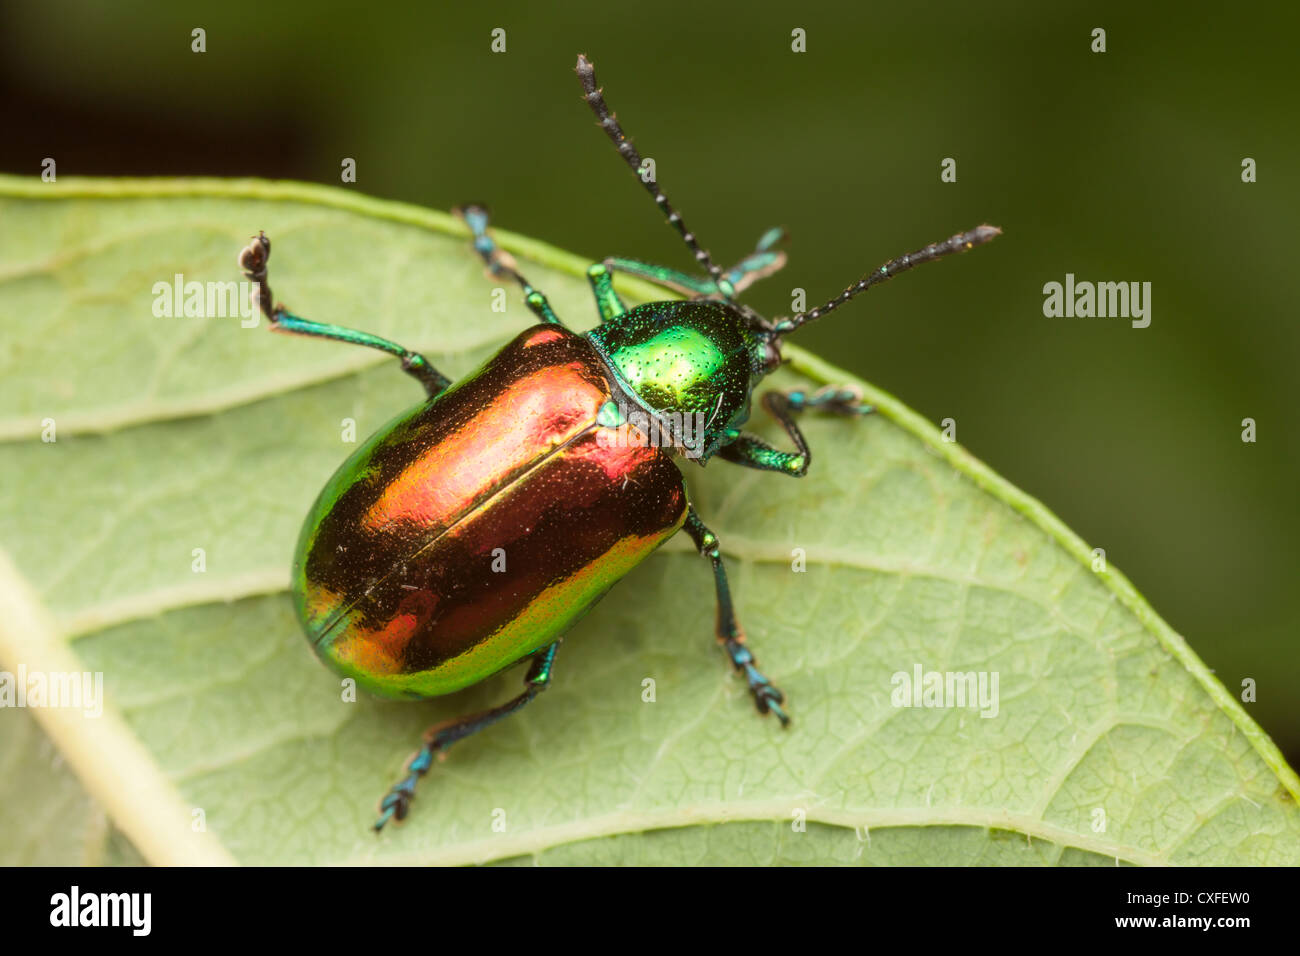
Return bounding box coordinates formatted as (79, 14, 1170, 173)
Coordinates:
(1, 176, 1295, 866)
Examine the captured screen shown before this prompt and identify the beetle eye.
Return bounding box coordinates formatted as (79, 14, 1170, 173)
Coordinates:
(763, 339, 783, 372)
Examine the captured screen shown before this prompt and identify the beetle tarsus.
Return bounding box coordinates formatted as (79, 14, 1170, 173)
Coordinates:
(758, 688, 791, 727)
(796, 384, 874, 417)
(237, 231, 269, 276)
(724, 636, 791, 727)
(238, 231, 280, 322)
(374, 749, 432, 832)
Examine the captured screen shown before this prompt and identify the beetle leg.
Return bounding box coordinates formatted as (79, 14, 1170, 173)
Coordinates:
(721, 227, 788, 295)
(454, 204, 567, 327)
(683, 508, 789, 726)
(601, 256, 718, 298)
(238, 232, 450, 397)
(586, 262, 627, 322)
(373, 641, 561, 832)
(718, 386, 875, 477)
(599, 226, 788, 307)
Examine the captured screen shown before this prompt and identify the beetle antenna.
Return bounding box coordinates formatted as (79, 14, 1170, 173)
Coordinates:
(576, 54, 726, 288)
(770, 224, 1001, 334)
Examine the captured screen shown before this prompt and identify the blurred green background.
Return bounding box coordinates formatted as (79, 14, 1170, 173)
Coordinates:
(3, 1, 1296, 767)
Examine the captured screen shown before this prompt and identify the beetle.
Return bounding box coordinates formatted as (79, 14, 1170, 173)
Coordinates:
(238, 54, 999, 830)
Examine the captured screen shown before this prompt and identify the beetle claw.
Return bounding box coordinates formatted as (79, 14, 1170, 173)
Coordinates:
(374, 787, 412, 832)
(755, 685, 791, 727)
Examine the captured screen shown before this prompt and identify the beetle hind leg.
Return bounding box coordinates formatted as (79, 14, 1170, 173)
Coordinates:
(373, 641, 561, 831)
(683, 508, 789, 726)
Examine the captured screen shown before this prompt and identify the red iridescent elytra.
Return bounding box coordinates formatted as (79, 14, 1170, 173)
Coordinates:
(292, 324, 688, 699)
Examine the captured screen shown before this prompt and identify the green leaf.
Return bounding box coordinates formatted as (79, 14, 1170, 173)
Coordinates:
(1, 175, 1296, 866)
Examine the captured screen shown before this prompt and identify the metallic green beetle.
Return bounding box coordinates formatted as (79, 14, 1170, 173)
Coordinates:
(239, 54, 999, 829)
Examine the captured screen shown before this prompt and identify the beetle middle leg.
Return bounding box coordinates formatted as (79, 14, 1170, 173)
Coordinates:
(454, 204, 567, 327)
(373, 641, 562, 832)
(683, 508, 789, 726)
(718, 386, 875, 477)
(238, 233, 451, 398)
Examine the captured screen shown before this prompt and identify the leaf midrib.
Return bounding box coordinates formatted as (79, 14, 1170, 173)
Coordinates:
(345, 805, 1166, 867)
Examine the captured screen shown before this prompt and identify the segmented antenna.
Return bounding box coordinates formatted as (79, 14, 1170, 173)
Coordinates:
(772, 225, 1001, 334)
(576, 54, 725, 286)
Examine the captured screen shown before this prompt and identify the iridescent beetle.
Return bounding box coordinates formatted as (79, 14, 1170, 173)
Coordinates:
(238, 55, 999, 829)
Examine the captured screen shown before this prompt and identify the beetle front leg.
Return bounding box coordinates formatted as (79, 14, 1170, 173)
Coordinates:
(585, 262, 627, 322)
(455, 204, 567, 327)
(238, 233, 451, 398)
(720, 226, 788, 295)
(683, 508, 789, 726)
(718, 385, 874, 477)
(599, 227, 789, 304)
(374, 641, 561, 831)
(601, 256, 718, 299)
